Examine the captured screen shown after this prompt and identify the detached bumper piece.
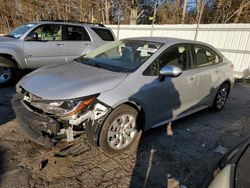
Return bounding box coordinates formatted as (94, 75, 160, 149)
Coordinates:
(55, 138, 91, 157)
(11, 94, 60, 147)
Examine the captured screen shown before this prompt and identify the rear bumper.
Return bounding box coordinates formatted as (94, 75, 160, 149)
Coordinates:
(11, 94, 60, 147)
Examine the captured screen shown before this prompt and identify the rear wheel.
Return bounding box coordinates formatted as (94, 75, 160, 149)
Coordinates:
(99, 104, 139, 155)
(212, 83, 230, 111)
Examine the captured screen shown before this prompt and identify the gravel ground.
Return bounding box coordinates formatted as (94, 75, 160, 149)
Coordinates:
(0, 83, 249, 188)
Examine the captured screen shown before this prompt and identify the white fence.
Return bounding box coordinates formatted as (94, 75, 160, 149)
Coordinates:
(1, 24, 250, 78)
(108, 24, 250, 78)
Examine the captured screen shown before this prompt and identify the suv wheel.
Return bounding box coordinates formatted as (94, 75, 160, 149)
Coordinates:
(0, 57, 18, 87)
(99, 104, 139, 155)
(212, 83, 230, 111)
(0, 64, 12, 84)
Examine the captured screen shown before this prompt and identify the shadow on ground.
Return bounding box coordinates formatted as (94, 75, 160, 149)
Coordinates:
(0, 87, 15, 125)
(0, 147, 6, 184)
(129, 83, 250, 187)
(0, 83, 249, 187)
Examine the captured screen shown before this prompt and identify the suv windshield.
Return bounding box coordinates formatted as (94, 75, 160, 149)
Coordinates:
(5, 23, 37, 39)
(76, 40, 163, 72)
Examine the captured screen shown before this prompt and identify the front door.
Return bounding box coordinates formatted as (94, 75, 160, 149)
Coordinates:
(144, 44, 199, 126)
(23, 24, 66, 69)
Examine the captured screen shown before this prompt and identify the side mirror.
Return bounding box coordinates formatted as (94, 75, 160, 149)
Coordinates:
(25, 32, 38, 41)
(158, 65, 182, 81)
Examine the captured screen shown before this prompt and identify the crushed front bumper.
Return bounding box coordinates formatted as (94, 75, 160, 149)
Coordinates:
(11, 93, 60, 147)
(11, 93, 112, 148)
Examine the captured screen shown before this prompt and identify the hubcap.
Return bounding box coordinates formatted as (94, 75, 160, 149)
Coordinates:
(0, 65, 11, 84)
(107, 114, 137, 150)
(216, 87, 228, 109)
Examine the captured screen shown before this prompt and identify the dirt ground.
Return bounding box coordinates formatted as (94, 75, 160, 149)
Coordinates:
(0, 82, 249, 188)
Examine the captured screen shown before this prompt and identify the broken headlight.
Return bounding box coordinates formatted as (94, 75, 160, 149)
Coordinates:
(30, 95, 97, 118)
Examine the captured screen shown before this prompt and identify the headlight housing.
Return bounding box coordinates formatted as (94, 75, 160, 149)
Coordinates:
(30, 95, 97, 118)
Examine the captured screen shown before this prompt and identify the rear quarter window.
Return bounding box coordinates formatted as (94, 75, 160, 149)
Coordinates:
(91, 28, 114, 41)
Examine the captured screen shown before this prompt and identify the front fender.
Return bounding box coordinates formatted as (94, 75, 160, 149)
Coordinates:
(0, 45, 26, 69)
(112, 99, 152, 131)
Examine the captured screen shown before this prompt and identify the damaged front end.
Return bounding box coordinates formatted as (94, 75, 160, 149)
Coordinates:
(11, 87, 112, 148)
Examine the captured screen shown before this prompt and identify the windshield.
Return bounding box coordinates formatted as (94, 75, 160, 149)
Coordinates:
(5, 23, 37, 39)
(76, 40, 163, 72)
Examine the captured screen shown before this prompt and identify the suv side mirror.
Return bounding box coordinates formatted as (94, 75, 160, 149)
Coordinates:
(25, 32, 38, 41)
(158, 65, 182, 81)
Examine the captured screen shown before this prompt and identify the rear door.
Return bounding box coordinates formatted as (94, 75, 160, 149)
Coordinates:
(23, 24, 66, 69)
(62, 25, 94, 62)
(191, 44, 223, 106)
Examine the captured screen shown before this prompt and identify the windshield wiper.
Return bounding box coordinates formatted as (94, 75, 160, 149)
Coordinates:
(92, 63, 115, 71)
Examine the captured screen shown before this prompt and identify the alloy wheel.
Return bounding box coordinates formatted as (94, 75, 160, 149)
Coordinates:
(107, 114, 137, 150)
(216, 87, 228, 109)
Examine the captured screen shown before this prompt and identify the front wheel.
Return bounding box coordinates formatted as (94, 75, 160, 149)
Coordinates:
(0, 58, 18, 87)
(99, 104, 139, 155)
(212, 83, 230, 111)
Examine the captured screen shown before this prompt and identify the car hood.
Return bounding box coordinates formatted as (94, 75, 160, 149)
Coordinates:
(0, 36, 16, 42)
(17, 61, 128, 100)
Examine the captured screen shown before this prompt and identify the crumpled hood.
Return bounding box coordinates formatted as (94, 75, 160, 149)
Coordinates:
(17, 61, 128, 100)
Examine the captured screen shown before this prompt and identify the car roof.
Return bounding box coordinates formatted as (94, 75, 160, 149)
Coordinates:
(124, 37, 222, 55)
(125, 36, 209, 46)
(30, 21, 106, 28)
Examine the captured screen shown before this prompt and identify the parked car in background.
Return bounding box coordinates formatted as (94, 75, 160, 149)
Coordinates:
(209, 137, 250, 188)
(0, 20, 115, 86)
(12, 37, 234, 155)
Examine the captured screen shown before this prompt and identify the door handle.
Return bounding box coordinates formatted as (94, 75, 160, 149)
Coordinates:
(191, 74, 198, 81)
(85, 43, 91, 46)
(57, 43, 64, 46)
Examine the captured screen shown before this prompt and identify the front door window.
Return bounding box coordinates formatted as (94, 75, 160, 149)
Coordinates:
(28, 25, 62, 41)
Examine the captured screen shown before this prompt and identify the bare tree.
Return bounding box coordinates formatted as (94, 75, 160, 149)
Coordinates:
(234, 0, 250, 23)
(104, 0, 111, 24)
(196, 0, 202, 22)
(1, 0, 250, 33)
(129, 0, 138, 24)
(181, 0, 188, 24)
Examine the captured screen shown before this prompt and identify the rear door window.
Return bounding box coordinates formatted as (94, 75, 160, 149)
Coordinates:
(193, 45, 221, 68)
(91, 28, 114, 41)
(64, 25, 90, 41)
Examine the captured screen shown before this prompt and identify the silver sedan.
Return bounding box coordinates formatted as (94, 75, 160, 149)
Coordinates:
(12, 37, 234, 155)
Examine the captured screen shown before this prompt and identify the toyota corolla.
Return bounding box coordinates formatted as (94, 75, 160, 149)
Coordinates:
(12, 37, 234, 155)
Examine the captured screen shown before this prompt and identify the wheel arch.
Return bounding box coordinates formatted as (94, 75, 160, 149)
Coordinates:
(0, 53, 20, 69)
(221, 79, 231, 92)
(95, 100, 146, 147)
(124, 101, 146, 131)
(0, 45, 27, 69)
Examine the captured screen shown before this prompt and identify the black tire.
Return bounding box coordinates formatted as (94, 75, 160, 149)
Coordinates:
(0, 57, 19, 87)
(99, 104, 139, 155)
(212, 83, 230, 111)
